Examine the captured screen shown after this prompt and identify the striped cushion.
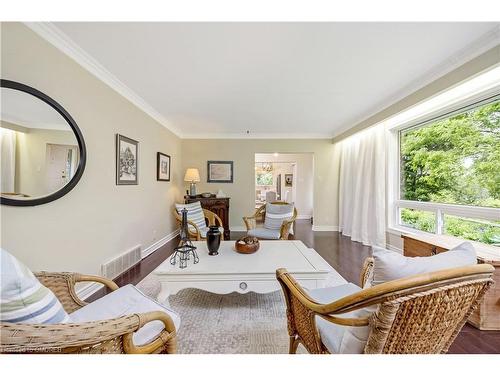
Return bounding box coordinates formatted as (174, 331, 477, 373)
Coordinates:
(175, 201, 207, 232)
(1, 248, 70, 324)
(264, 202, 294, 230)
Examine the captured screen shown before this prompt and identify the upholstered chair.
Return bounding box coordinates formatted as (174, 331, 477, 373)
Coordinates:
(277, 255, 494, 354)
(0, 249, 179, 354)
(243, 201, 297, 240)
(174, 201, 224, 241)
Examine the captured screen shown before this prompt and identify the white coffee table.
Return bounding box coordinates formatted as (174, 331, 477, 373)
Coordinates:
(153, 240, 344, 302)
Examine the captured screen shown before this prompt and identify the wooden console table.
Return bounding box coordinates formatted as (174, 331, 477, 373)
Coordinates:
(402, 231, 500, 330)
(185, 195, 230, 240)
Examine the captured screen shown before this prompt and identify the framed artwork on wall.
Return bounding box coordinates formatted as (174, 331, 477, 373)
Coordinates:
(207, 161, 233, 183)
(157, 152, 171, 181)
(285, 173, 293, 187)
(116, 134, 138, 185)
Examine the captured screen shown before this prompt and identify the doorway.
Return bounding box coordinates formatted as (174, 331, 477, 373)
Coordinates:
(254, 153, 313, 220)
(45, 143, 79, 193)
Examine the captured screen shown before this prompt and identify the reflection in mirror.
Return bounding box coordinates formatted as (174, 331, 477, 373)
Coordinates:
(1, 87, 80, 200)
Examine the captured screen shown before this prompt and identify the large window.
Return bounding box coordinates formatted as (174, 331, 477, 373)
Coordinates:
(397, 98, 500, 245)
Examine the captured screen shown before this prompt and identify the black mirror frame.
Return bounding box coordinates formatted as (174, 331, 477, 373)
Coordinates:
(0, 79, 87, 206)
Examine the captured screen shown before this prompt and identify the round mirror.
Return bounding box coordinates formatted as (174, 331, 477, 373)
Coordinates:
(0, 80, 86, 206)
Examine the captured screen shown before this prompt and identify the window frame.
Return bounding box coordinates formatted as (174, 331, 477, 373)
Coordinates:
(389, 92, 500, 238)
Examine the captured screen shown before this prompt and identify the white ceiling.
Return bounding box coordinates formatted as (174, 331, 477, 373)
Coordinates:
(50, 22, 500, 138)
(1, 87, 70, 131)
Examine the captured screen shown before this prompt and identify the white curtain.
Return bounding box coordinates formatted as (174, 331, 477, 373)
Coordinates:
(338, 125, 386, 247)
(0, 128, 17, 193)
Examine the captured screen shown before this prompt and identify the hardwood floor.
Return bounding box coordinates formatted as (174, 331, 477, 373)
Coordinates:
(103, 219, 500, 354)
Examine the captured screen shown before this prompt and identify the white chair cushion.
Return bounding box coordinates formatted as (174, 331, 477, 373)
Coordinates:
(69, 284, 180, 346)
(248, 227, 281, 240)
(308, 283, 374, 354)
(368, 242, 477, 287)
(175, 201, 207, 232)
(0, 248, 70, 324)
(199, 226, 224, 239)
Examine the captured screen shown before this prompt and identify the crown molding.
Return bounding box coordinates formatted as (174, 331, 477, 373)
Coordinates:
(24, 22, 183, 138)
(332, 25, 500, 138)
(181, 132, 332, 139)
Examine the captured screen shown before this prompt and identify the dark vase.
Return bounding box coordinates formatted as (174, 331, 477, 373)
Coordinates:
(206, 225, 221, 256)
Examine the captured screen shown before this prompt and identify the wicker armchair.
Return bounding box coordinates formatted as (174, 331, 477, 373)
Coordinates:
(243, 201, 298, 240)
(277, 259, 494, 354)
(173, 207, 224, 241)
(0, 272, 177, 354)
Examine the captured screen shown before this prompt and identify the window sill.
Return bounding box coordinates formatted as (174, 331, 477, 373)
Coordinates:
(387, 226, 500, 262)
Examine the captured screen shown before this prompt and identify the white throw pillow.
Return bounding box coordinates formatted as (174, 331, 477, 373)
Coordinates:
(175, 201, 207, 232)
(367, 242, 477, 287)
(0, 248, 70, 324)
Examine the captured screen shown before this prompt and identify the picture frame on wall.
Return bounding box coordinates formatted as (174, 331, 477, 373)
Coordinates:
(116, 134, 138, 185)
(285, 173, 293, 187)
(207, 160, 233, 183)
(157, 152, 171, 181)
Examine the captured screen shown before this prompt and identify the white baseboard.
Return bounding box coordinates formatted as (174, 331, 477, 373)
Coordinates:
(76, 229, 180, 300)
(230, 226, 247, 232)
(296, 215, 312, 220)
(387, 244, 403, 253)
(312, 225, 340, 232)
(141, 229, 180, 259)
(76, 282, 104, 301)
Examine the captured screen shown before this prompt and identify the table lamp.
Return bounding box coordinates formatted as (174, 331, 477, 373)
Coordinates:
(184, 168, 200, 197)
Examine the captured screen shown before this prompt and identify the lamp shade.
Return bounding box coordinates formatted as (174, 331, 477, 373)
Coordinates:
(184, 168, 200, 182)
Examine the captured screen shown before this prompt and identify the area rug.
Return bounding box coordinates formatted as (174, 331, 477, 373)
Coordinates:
(137, 275, 308, 354)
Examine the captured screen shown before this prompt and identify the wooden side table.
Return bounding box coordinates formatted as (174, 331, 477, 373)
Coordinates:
(402, 232, 500, 330)
(185, 195, 230, 240)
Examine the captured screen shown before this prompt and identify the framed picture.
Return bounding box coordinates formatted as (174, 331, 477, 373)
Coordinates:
(285, 173, 293, 187)
(116, 134, 138, 185)
(207, 161, 233, 183)
(157, 152, 171, 181)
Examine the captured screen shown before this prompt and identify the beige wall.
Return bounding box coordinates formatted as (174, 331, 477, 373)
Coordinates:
(181, 139, 339, 230)
(0, 23, 183, 275)
(15, 128, 77, 197)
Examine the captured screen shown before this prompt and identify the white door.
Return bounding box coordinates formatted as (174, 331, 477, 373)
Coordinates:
(45, 144, 78, 193)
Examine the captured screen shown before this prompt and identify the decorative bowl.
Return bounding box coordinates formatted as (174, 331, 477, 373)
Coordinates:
(235, 236, 260, 254)
(201, 192, 213, 198)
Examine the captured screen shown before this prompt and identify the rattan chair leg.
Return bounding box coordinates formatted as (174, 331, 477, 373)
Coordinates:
(166, 336, 178, 354)
(289, 336, 299, 354)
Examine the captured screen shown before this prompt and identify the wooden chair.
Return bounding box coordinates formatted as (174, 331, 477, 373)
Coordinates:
(243, 201, 297, 240)
(276, 259, 494, 354)
(0, 273, 177, 354)
(174, 206, 224, 241)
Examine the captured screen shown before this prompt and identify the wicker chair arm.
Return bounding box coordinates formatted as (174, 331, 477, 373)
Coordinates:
(123, 311, 177, 354)
(203, 209, 223, 227)
(278, 264, 495, 316)
(34, 272, 119, 313)
(1, 312, 177, 354)
(74, 274, 119, 291)
(279, 219, 294, 240)
(276, 268, 370, 328)
(174, 208, 202, 240)
(0, 315, 142, 353)
(186, 219, 202, 240)
(243, 216, 257, 230)
(360, 257, 374, 287)
(243, 204, 267, 231)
